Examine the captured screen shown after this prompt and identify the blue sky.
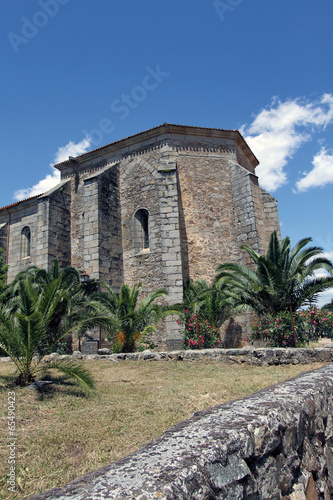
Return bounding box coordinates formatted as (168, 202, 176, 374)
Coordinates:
(1, 0, 333, 304)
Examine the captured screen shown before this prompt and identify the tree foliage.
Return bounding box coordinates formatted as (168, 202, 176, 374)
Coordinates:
(215, 231, 333, 316)
(2, 259, 87, 353)
(88, 283, 173, 352)
(0, 274, 95, 393)
(183, 279, 237, 335)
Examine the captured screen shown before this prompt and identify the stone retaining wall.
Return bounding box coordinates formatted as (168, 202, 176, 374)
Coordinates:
(30, 362, 333, 499)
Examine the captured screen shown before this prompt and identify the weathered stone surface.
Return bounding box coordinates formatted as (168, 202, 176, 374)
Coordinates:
(97, 348, 111, 355)
(29, 363, 333, 500)
(72, 350, 83, 360)
(71, 346, 333, 364)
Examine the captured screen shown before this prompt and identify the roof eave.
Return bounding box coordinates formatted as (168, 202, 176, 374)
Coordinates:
(0, 193, 43, 213)
(54, 123, 259, 171)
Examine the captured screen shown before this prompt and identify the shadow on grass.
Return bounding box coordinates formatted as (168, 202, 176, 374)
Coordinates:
(0, 371, 88, 400)
(33, 372, 89, 401)
(0, 373, 18, 390)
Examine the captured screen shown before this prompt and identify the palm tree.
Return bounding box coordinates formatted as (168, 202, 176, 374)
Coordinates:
(88, 283, 172, 352)
(0, 275, 95, 393)
(183, 279, 237, 336)
(215, 231, 333, 317)
(2, 259, 91, 353)
(4, 259, 81, 297)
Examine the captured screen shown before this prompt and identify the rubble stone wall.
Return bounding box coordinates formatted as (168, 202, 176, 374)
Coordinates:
(31, 362, 333, 499)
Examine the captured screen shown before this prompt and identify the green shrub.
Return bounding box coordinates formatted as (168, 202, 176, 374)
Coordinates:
(177, 310, 222, 349)
(251, 311, 309, 347)
(298, 307, 333, 340)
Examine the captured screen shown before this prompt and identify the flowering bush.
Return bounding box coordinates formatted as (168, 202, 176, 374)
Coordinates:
(251, 311, 308, 347)
(297, 307, 333, 340)
(252, 307, 333, 347)
(177, 310, 222, 349)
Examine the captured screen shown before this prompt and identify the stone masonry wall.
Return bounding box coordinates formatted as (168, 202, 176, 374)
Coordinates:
(0, 223, 7, 261)
(97, 166, 123, 290)
(31, 362, 333, 499)
(257, 187, 281, 252)
(177, 154, 242, 283)
(229, 161, 261, 260)
(69, 160, 110, 273)
(70, 174, 85, 271)
(2, 200, 38, 281)
(120, 151, 183, 344)
(120, 153, 166, 293)
(37, 181, 72, 270)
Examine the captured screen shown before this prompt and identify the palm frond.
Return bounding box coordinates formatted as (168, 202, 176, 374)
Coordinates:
(45, 360, 95, 395)
(214, 231, 333, 317)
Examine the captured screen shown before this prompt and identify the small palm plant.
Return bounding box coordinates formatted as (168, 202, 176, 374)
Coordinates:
(89, 283, 172, 352)
(183, 279, 237, 336)
(0, 275, 95, 394)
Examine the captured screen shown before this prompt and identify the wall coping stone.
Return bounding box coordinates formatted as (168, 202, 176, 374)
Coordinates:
(29, 363, 333, 499)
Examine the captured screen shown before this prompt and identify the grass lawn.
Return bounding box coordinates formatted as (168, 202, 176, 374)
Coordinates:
(0, 358, 327, 499)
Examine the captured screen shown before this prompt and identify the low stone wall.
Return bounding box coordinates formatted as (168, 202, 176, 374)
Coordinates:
(83, 346, 333, 365)
(2, 346, 333, 366)
(31, 363, 333, 499)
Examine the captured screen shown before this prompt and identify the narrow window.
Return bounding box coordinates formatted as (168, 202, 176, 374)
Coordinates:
(21, 226, 31, 258)
(134, 209, 149, 251)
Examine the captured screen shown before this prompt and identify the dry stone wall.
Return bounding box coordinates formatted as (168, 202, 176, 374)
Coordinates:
(72, 346, 333, 365)
(30, 363, 333, 499)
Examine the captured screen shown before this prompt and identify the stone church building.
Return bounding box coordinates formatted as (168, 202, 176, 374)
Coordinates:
(0, 123, 280, 348)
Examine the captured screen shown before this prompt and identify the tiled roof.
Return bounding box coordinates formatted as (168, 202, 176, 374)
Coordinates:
(0, 193, 43, 212)
(55, 123, 249, 168)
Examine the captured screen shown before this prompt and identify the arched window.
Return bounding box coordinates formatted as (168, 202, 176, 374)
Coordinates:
(134, 209, 149, 251)
(21, 226, 31, 258)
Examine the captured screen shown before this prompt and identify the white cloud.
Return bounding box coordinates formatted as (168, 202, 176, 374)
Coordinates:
(14, 171, 61, 201)
(312, 259, 333, 307)
(320, 251, 333, 261)
(241, 93, 333, 192)
(53, 137, 91, 164)
(14, 137, 91, 201)
(317, 289, 333, 308)
(295, 148, 333, 192)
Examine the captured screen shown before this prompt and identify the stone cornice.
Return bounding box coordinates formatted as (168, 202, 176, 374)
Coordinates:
(55, 123, 259, 174)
